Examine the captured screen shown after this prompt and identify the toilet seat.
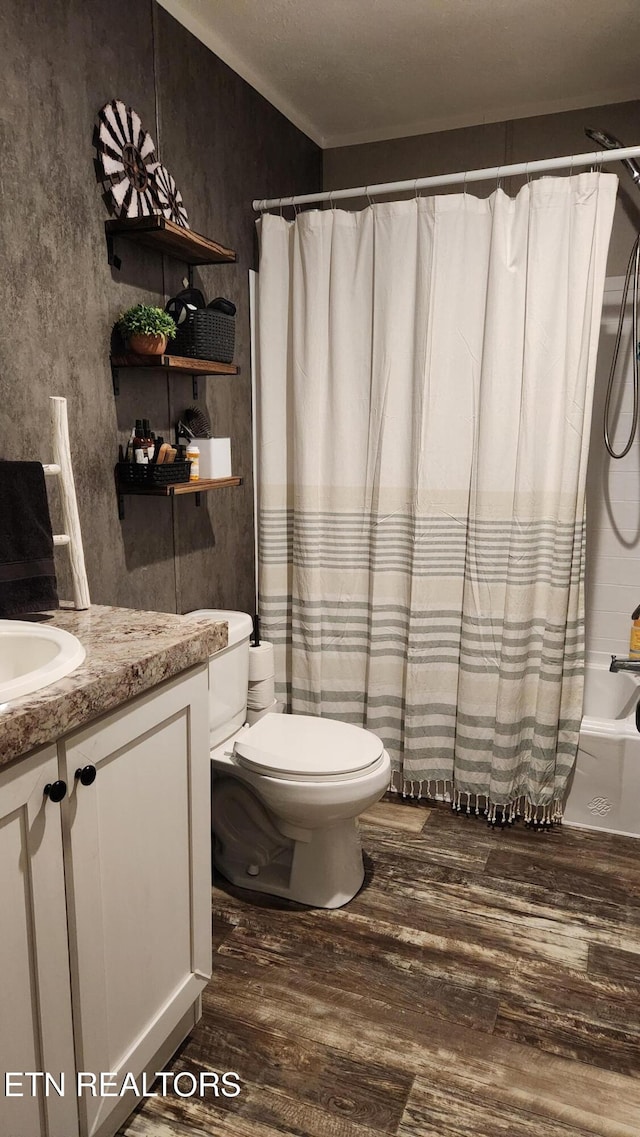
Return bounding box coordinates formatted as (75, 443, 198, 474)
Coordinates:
(234, 712, 384, 780)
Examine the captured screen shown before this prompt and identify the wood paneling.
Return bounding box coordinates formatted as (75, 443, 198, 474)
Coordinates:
(120, 802, 640, 1137)
(0, 0, 321, 616)
(359, 801, 431, 833)
(588, 943, 640, 985)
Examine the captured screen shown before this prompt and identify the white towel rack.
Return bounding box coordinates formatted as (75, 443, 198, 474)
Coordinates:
(42, 396, 90, 609)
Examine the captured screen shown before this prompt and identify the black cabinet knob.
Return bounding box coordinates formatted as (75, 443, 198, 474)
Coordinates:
(75, 765, 97, 787)
(44, 780, 67, 803)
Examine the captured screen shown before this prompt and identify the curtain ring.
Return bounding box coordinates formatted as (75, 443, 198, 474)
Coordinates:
(414, 178, 420, 200)
(524, 161, 530, 185)
(463, 169, 469, 200)
(495, 165, 502, 192)
(366, 185, 373, 207)
(329, 189, 335, 211)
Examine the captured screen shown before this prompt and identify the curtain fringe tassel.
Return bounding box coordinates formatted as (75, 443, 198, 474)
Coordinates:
(389, 770, 563, 827)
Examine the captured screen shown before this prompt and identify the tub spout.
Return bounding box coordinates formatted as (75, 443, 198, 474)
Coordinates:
(609, 655, 640, 672)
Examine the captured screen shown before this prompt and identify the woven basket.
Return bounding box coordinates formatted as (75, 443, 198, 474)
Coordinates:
(171, 309, 235, 363)
(117, 461, 191, 486)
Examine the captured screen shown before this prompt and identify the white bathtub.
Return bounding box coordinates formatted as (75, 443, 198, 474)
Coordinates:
(563, 663, 640, 837)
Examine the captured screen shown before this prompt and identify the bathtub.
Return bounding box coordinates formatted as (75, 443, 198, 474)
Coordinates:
(563, 663, 640, 837)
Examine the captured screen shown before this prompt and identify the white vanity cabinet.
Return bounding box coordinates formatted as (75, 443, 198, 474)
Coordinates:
(0, 744, 79, 1137)
(0, 664, 211, 1137)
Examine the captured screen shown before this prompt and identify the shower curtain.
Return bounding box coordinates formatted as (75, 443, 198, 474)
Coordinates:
(256, 173, 617, 821)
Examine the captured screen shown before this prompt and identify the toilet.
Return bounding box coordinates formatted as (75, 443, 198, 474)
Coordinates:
(190, 609, 391, 908)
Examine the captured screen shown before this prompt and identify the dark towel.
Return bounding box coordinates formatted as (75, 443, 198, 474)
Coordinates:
(0, 462, 59, 617)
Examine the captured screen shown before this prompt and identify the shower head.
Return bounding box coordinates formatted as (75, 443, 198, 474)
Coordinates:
(584, 126, 640, 188)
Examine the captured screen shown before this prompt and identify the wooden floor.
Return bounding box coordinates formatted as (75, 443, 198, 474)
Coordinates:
(122, 802, 640, 1137)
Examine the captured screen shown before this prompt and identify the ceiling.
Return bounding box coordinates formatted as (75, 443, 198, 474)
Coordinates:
(157, 0, 640, 149)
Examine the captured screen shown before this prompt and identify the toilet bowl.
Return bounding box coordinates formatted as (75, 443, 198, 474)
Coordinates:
(189, 609, 391, 908)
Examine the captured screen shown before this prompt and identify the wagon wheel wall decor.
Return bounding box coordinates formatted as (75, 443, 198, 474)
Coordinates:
(151, 163, 190, 229)
(95, 99, 159, 218)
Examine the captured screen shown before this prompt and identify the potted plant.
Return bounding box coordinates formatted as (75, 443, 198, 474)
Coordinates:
(117, 304, 177, 356)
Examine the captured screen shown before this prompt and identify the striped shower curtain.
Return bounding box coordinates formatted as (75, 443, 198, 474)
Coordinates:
(256, 174, 617, 821)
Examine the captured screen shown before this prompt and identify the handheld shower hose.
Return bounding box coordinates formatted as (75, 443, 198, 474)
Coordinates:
(602, 235, 639, 459)
(585, 128, 640, 458)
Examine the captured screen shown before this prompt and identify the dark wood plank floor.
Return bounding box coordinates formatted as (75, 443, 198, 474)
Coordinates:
(121, 802, 640, 1137)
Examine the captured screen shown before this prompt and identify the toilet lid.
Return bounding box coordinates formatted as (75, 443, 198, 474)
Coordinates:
(234, 713, 384, 777)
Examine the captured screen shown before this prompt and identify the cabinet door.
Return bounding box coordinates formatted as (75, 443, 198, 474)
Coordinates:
(0, 746, 78, 1137)
(60, 666, 211, 1137)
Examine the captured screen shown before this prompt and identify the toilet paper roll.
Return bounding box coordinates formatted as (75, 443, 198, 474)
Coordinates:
(247, 675, 276, 709)
(249, 674, 275, 693)
(247, 692, 275, 710)
(247, 691, 272, 709)
(247, 695, 274, 712)
(248, 641, 275, 682)
(246, 698, 281, 726)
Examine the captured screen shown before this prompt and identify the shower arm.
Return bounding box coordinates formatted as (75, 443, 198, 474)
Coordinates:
(584, 128, 640, 188)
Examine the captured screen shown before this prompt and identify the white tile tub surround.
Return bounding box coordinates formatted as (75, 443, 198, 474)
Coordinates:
(568, 280, 640, 838)
(586, 275, 640, 664)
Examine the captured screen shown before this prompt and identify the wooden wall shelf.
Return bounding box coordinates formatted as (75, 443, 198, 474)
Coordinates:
(110, 353, 239, 398)
(108, 217, 241, 515)
(105, 216, 236, 265)
(111, 353, 238, 375)
(120, 476, 241, 497)
(117, 476, 242, 519)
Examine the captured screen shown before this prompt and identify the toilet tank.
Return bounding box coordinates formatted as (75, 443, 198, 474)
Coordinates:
(188, 609, 253, 749)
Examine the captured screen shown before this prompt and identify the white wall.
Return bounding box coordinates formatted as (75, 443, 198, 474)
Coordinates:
(586, 274, 640, 661)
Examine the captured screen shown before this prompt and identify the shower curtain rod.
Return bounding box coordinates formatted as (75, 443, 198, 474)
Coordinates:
(252, 144, 640, 212)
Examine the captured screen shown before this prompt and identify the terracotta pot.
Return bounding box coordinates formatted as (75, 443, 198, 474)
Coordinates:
(128, 332, 167, 355)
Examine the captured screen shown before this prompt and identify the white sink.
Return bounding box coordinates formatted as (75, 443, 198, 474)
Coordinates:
(0, 620, 86, 703)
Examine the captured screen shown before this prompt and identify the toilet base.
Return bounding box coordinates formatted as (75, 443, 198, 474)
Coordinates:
(289, 820, 365, 907)
(214, 807, 365, 909)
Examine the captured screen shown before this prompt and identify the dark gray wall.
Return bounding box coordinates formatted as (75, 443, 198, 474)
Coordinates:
(0, 0, 320, 615)
(324, 100, 640, 277)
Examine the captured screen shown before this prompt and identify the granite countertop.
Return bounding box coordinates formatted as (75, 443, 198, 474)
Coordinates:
(0, 604, 227, 767)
